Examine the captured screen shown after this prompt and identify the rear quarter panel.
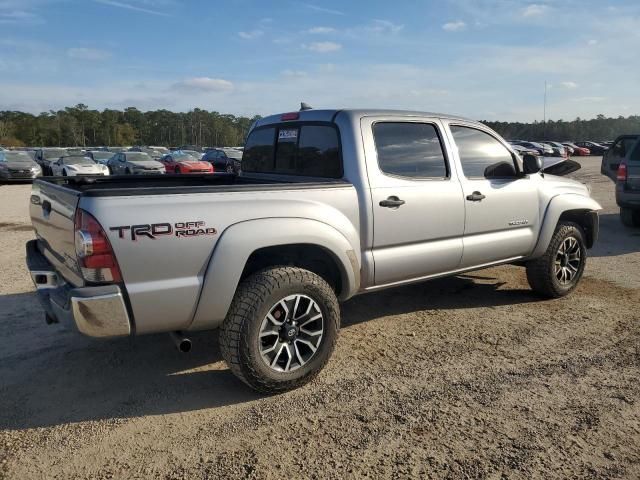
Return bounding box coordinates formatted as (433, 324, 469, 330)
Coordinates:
(80, 185, 360, 334)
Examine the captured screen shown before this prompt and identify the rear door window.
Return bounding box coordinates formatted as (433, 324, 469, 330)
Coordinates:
(243, 124, 342, 178)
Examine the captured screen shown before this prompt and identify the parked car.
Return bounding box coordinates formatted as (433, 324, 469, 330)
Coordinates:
(34, 148, 70, 175)
(86, 151, 114, 165)
(106, 147, 129, 153)
(50, 155, 110, 177)
(107, 151, 165, 175)
(202, 147, 242, 173)
(129, 146, 170, 160)
(158, 151, 214, 174)
(177, 145, 202, 152)
(605, 136, 640, 227)
(0, 150, 42, 181)
(26, 108, 601, 394)
(562, 142, 590, 156)
(575, 141, 608, 155)
(511, 141, 553, 156)
(601, 134, 639, 182)
(542, 141, 569, 158)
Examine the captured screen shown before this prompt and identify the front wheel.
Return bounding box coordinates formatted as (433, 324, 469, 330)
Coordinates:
(526, 221, 587, 298)
(220, 266, 340, 394)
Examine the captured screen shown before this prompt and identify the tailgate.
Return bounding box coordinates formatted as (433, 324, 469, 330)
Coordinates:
(29, 180, 84, 286)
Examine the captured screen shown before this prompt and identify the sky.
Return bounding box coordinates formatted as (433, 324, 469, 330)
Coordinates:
(0, 0, 638, 121)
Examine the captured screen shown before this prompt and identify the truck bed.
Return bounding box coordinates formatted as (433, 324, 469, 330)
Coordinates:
(36, 173, 349, 197)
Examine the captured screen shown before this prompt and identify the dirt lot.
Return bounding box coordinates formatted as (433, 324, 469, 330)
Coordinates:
(1, 157, 639, 479)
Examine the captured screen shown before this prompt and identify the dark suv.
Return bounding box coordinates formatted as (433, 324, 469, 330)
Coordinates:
(603, 135, 640, 227)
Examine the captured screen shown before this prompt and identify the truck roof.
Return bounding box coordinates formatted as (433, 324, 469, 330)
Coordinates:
(254, 109, 475, 128)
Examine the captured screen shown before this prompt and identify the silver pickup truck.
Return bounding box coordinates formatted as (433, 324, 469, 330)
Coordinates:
(26, 108, 601, 393)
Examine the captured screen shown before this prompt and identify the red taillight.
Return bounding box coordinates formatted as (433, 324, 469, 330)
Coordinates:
(617, 162, 628, 182)
(281, 112, 299, 121)
(74, 209, 122, 283)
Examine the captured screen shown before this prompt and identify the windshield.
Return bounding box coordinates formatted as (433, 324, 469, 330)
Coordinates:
(173, 152, 197, 160)
(126, 152, 152, 162)
(63, 156, 95, 165)
(90, 152, 112, 160)
(1, 152, 34, 162)
(43, 148, 69, 159)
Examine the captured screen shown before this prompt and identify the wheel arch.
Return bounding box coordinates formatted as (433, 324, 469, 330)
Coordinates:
(530, 194, 601, 258)
(189, 217, 361, 331)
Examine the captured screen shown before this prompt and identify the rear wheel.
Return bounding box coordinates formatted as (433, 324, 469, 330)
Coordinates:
(220, 266, 340, 394)
(62, 169, 67, 176)
(125, 168, 132, 175)
(175, 166, 181, 174)
(526, 221, 587, 298)
(620, 208, 640, 228)
(226, 164, 234, 173)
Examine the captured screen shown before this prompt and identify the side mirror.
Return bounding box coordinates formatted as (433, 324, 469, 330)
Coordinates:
(484, 161, 517, 179)
(523, 154, 543, 174)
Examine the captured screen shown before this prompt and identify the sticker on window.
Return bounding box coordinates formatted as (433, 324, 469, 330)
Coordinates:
(278, 129, 298, 141)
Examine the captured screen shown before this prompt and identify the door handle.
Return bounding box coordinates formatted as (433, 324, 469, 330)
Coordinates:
(466, 191, 486, 202)
(379, 196, 405, 208)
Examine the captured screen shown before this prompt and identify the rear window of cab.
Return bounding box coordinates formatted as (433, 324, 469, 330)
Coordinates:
(242, 124, 342, 178)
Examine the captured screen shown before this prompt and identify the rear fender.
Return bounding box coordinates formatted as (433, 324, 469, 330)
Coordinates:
(189, 218, 361, 331)
(530, 194, 601, 258)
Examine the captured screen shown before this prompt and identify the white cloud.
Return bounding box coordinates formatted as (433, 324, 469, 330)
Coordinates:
(367, 19, 404, 34)
(302, 3, 345, 16)
(521, 4, 548, 17)
(171, 77, 234, 93)
(304, 41, 342, 53)
(306, 26, 336, 34)
(282, 69, 307, 77)
(94, 0, 170, 17)
(442, 21, 466, 32)
(238, 30, 264, 40)
(67, 47, 112, 61)
(588, 39, 598, 45)
(560, 81, 578, 89)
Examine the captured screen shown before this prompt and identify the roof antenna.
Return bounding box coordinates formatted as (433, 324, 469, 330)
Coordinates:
(300, 102, 313, 111)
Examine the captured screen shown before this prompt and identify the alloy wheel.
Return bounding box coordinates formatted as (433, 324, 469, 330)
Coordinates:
(259, 294, 324, 372)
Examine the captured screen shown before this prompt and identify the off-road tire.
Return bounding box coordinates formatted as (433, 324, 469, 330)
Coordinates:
(620, 207, 640, 228)
(220, 266, 340, 394)
(526, 221, 587, 298)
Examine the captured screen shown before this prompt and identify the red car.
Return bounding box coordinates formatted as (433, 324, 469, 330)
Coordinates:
(562, 142, 590, 156)
(159, 151, 214, 174)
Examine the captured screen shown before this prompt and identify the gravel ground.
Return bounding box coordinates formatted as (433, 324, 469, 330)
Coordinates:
(0, 157, 639, 479)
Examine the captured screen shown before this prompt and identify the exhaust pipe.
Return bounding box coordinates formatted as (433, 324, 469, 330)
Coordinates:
(169, 331, 192, 353)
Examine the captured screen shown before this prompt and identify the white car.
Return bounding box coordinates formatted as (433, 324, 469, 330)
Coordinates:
(50, 155, 110, 177)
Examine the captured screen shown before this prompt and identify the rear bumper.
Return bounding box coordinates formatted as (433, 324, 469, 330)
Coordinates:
(26, 240, 132, 338)
(616, 187, 640, 208)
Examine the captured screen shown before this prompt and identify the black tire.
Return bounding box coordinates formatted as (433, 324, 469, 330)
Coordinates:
(226, 164, 234, 173)
(220, 266, 340, 394)
(62, 169, 67, 176)
(526, 221, 587, 298)
(125, 168, 132, 175)
(620, 208, 640, 228)
(174, 166, 180, 174)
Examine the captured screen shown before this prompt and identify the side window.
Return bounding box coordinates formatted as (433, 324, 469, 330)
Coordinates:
(373, 122, 447, 178)
(450, 125, 516, 179)
(629, 140, 640, 164)
(612, 138, 636, 159)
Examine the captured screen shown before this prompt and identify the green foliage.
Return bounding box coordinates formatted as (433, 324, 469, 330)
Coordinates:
(482, 115, 640, 141)
(0, 104, 261, 147)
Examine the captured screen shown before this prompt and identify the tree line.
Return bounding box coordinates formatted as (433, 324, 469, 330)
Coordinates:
(0, 104, 260, 148)
(1, 105, 639, 148)
(482, 114, 640, 142)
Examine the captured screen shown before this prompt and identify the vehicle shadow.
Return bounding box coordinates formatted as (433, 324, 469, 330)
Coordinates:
(0, 272, 542, 431)
(589, 213, 640, 258)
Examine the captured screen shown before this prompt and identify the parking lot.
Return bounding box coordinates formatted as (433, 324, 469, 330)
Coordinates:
(0, 156, 638, 479)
